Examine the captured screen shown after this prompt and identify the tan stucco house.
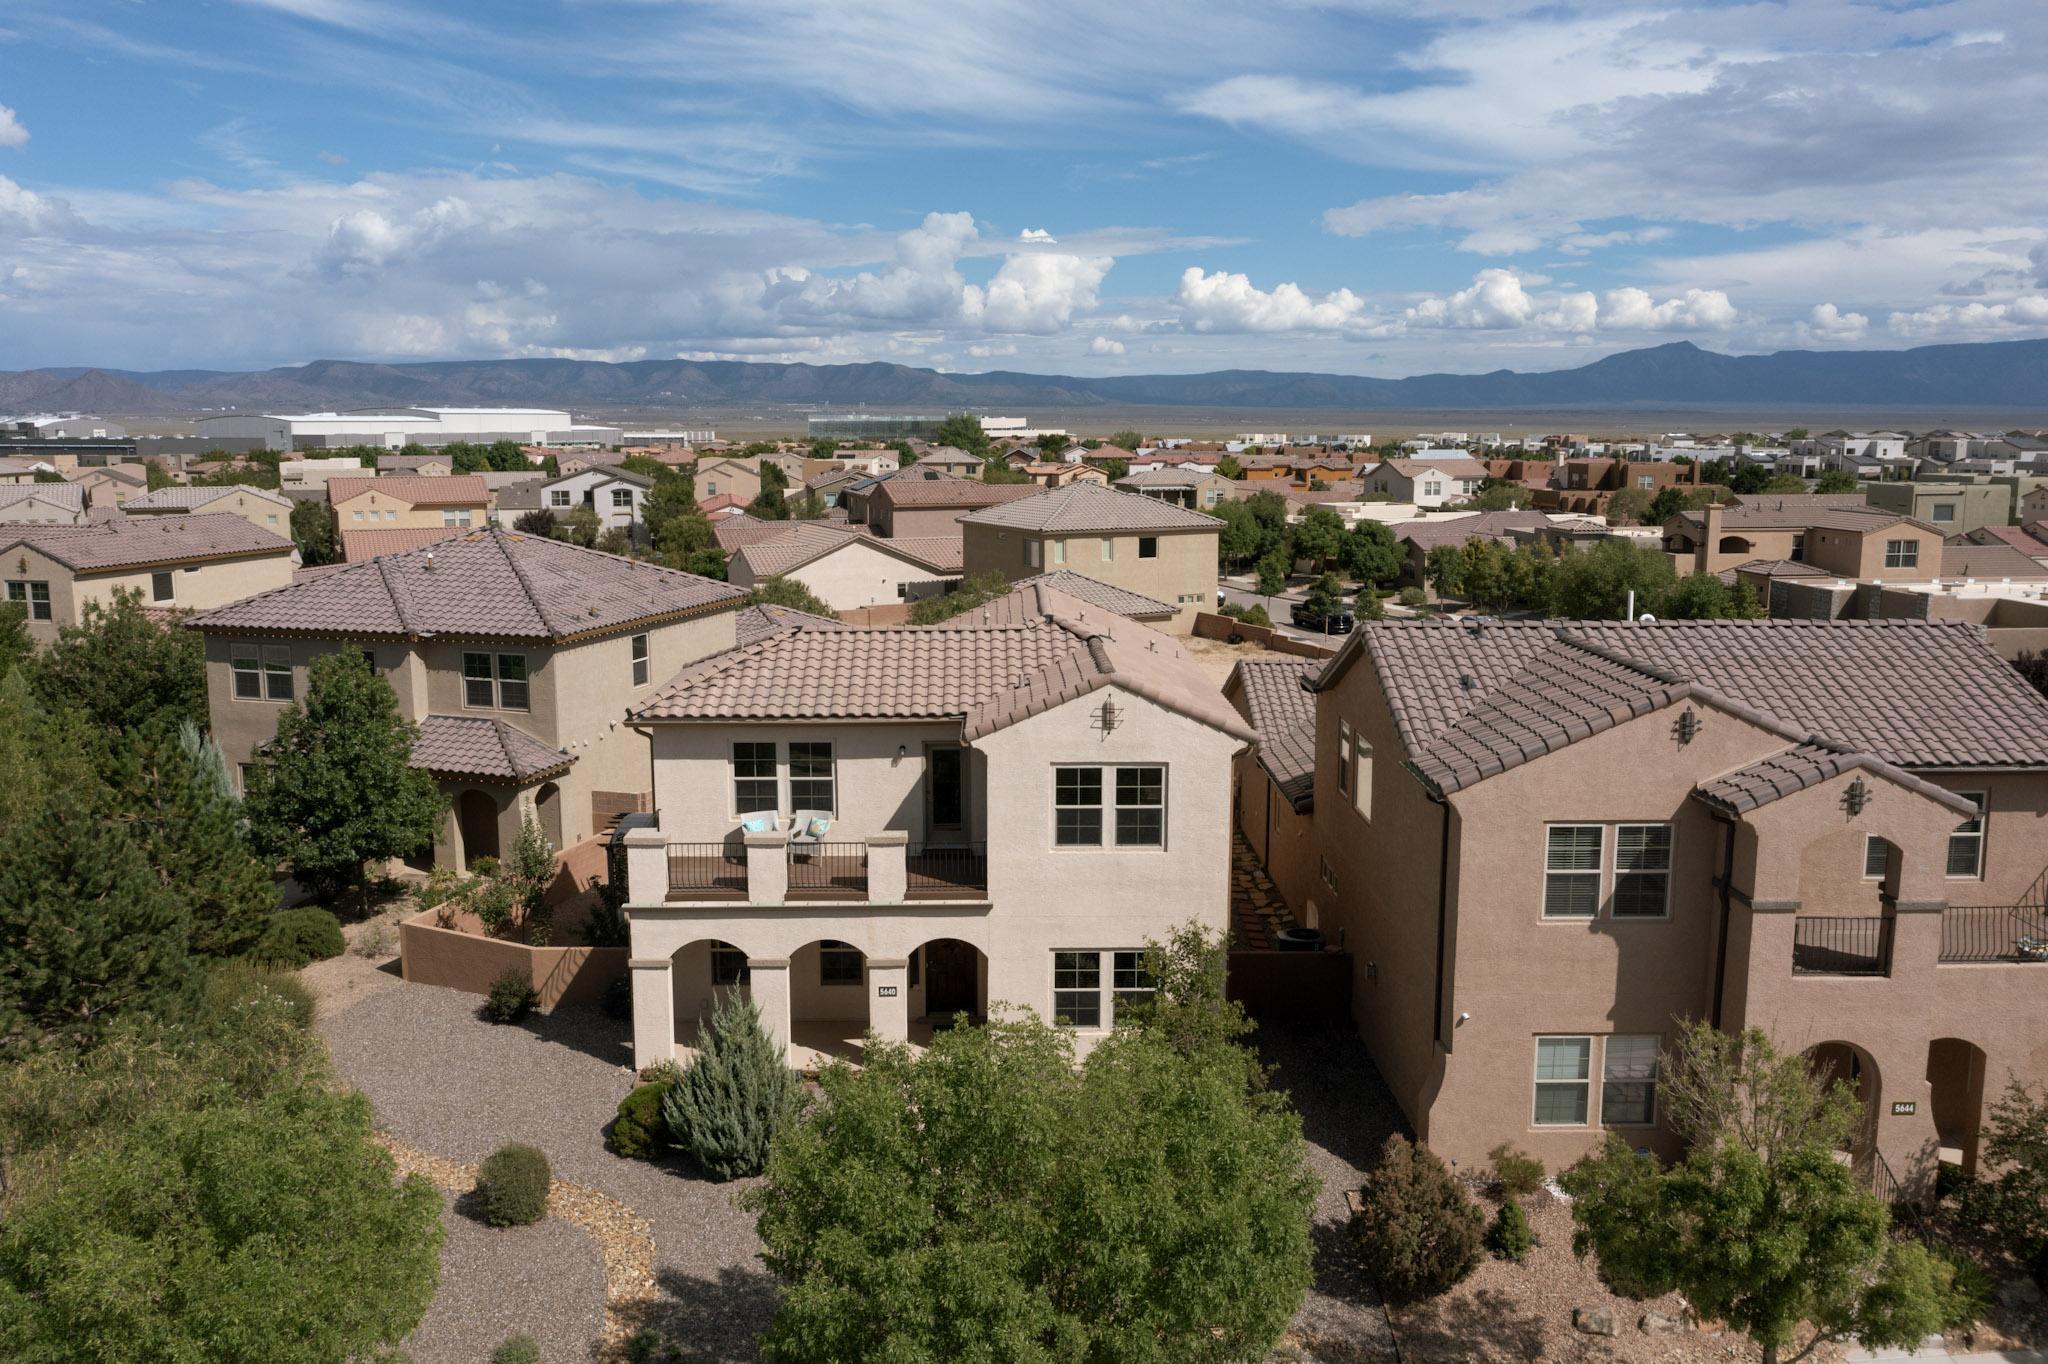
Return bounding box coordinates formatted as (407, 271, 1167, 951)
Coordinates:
(123, 484, 294, 535)
(1303, 616, 2048, 1193)
(691, 459, 764, 506)
(0, 483, 88, 526)
(960, 483, 1221, 632)
(725, 522, 961, 609)
(616, 577, 1253, 1069)
(327, 474, 491, 532)
(1226, 659, 1319, 923)
(1665, 495, 1945, 579)
(3, 513, 295, 644)
(852, 468, 1042, 539)
(188, 525, 746, 867)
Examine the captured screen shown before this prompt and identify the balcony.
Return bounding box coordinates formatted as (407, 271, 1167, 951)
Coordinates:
(1939, 905, 2048, 964)
(646, 829, 989, 907)
(667, 843, 747, 900)
(785, 843, 869, 901)
(1792, 915, 1894, 976)
(906, 843, 988, 900)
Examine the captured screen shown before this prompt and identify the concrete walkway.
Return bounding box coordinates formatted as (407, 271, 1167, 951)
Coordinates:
(1850, 1347, 2046, 1362)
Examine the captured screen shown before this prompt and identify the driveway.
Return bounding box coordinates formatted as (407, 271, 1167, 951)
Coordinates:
(322, 980, 1401, 1363)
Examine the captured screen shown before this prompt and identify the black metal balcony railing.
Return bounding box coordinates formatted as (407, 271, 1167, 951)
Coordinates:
(1940, 905, 2048, 964)
(786, 842, 868, 900)
(667, 843, 746, 898)
(906, 843, 989, 899)
(1792, 915, 1894, 976)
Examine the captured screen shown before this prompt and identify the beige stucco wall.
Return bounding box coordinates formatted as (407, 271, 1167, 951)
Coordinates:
(1233, 753, 1319, 921)
(0, 494, 86, 525)
(693, 462, 762, 504)
(962, 523, 1219, 631)
(727, 539, 955, 610)
(874, 504, 978, 539)
(8, 547, 292, 645)
(132, 491, 291, 534)
(1806, 523, 1943, 580)
(334, 487, 487, 531)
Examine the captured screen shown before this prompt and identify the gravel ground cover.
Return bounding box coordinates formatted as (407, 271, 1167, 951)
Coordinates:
(404, 1188, 607, 1364)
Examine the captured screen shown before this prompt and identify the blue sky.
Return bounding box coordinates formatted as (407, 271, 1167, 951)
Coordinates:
(2, 0, 2045, 375)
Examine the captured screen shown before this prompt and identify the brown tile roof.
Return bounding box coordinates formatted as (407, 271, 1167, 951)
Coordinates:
(1673, 499, 1938, 534)
(870, 470, 1041, 509)
(0, 483, 83, 512)
(1692, 740, 1974, 818)
(731, 523, 962, 578)
(1227, 659, 1318, 811)
(1002, 572, 1177, 621)
(1392, 511, 1551, 550)
(1314, 617, 2048, 789)
(340, 525, 466, 562)
(410, 715, 574, 784)
(326, 474, 489, 509)
(958, 482, 1221, 534)
(1729, 558, 1827, 578)
(1940, 543, 2048, 579)
(377, 454, 454, 472)
(882, 536, 965, 572)
(634, 592, 1255, 744)
(732, 602, 849, 647)
(1376, 457, 1491, 480)
(1965, 524, 2048, 553)
(188, 524, 743, 642)
(711, 513, 800, 552)
(2, 513, 291, 570)
(125, 485, 290, 512)
(1729, 493, 1870, 510)
(1115, 467, 1221, 489)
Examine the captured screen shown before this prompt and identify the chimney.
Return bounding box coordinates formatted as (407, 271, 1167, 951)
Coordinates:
(1702, 501, 1722, 561)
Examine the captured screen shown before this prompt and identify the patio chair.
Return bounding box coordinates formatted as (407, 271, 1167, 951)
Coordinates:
(788, 810, 835, 852)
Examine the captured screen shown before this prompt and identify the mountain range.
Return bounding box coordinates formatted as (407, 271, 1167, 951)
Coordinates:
(4, 338, 2048, 414)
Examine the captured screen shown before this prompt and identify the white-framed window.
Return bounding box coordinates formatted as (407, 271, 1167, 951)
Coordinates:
(1052, 951, 1101, 1027)
(1347, 725, 1372, 820)
(550, 489, 573, 508)
(1053, 766, 1103, 846)
(1319, 856, 1338, 892)
(711, 943, 749, 986)
(1636, 475, 1655, 490)
(442, 509, 472, 527)
(1027, 540, 1041, 568)
(1601, 1036, 1660, 1126)
(462, 652, 528, 710)
(1948, 792, 1986, 878)
(818, 940, 863, 986)
(731, 741, 777, 815)
(8, 580, 51, 621)
(788, 741, 835, 811)
(1543, 825, 1603, 918)
(1100, 537, 1113, 561)
(630, 632, 650, 687)
(1533, 1036, 1593, 1125)
(1138, 536, 1158, 559)
(1052, 539, 1067, 565)
(266, 514, 279, 527)
(612, 488, 635, 509)
(351, 510, 365, 523)
(1115, 766, 1165, 845)
(1112, 950, 1154, 1012)
(1424, 481, 1442, 497)
(1863, 834, 1889, 880)
(1053, 765, 1166, 848)
(1611, 824, 1672, 918)
(1337, 719, 1353, 801)
(1884, 538, 1919, 569)
(229, 642, 294, 701)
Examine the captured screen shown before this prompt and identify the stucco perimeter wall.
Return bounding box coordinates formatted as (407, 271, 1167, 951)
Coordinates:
(399, 908, 627, 1010)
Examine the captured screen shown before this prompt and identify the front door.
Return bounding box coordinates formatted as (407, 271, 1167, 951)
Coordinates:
(923, 940, 978, 1019)
(926, 745, 965, 842)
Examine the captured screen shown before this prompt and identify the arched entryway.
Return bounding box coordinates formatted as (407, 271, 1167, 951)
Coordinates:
(911, 938, 987, 1031)
(457, 789, 502, 868)
(1807, 1040, 1882, 1167)
(1718, 535, 1753, 555)
(670, 939, 751, 1059)
(1927, 1038, 1989, 1174)
(534, 781, 563, 851)
(789, 939, 870, 1067)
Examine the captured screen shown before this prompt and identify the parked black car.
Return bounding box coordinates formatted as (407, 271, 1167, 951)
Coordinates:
(1290, 601, 1356, 634)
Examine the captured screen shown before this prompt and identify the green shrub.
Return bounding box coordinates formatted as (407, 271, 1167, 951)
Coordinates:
(601, 974, 632, 1020)
(624, 1328, 665, 1363)
(203, 958, 316, 1033)
(1488, 1143, 1545, 1199)
(254, 906, 346, 967)
(470, 856, 500, 879)
(1937, 1249, 1992, 1330)
(1237, 603, 1271, 627)
(1350, 1134, 1484, 1301)
(414, 865, 465, 910)
(611, 1081, 669, 1160)
(1488, 1198, 1533, 1262)
(1397, 586, 1427, 608)
(472, 878, 518, 937)
(491, 1334, 540, 1364)
(1935, 1159, 1974, 1203)
(662, 994, 804, 1180)
(483, 968, 537, 1024)
(477, 1143, 551, 1227)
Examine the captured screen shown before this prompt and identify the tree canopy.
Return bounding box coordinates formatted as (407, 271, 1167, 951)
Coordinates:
(932, 413, 991, 460)
(746, 577, 839, 618)
(289, 499, 339, 566)
(907, 571, 1013, 625)
(1104, 429, 1144, 451)
(35, 588, 207, 737)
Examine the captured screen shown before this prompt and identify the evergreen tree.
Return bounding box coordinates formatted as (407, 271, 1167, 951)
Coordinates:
(35, 588, 207, 736)
(1105, 429, 1144, 451)
(513, 508, 558, 537)
(290, 499, 340, 566)
(0, 602, 30, 682)
(662, 994, 805, 1180)
(143, 459, 176, 491)
(746, 577, 839, 617)
(932, 412, 991, 460)
(244, 654, 443, 909)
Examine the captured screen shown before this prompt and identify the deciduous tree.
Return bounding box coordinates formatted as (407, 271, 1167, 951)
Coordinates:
(35, 588, 207, 737)
(289, 499, 339, 566)
(746, 577, 838, 618)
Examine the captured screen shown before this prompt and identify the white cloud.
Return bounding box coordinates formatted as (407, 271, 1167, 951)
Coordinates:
(1799, 303, 1869, 343)
(1887, 296, 2048, 339)
(0, 105, 26, 150)
(964, 250, 1111, 333)
(1600, 286, 1737, 331)
(966, 342, 1018, 358)
(1406, 268, 1536, 329)
(1176, 267, 1379, 333)
(1018, 227, 1056, 243)
(1089, 335, 1125, 355)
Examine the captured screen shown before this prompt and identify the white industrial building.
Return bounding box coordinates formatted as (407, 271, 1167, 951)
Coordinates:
(195, 407, 623, 452)
(5, 415, 128, 439)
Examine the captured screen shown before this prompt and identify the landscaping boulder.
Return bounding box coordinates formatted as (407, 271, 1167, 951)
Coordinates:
(1999, 1276, 2043, 1311)
(1572, 1307, 1617, 1337)
(1639, 1311, 1688, 1335)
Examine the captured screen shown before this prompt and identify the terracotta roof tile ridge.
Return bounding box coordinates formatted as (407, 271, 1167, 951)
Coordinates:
(1550, 627, 1692, 686)
(490, 527, 567, 637)
(371, 554, 418, 637)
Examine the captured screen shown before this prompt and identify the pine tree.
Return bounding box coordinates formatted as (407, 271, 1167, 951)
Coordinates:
(244, 653, 444, 909)
(662, 994, 804, 1180)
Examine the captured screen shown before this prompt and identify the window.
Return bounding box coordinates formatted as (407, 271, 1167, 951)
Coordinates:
(442, 509, 472, 527)
(352, 510, 365, 523)
(1612, 824, 1672, 917)
(1112, 950, 1154, 1013)
(732, 741, 777, 814)
(630, 633, 650, 687)
(1052, 539, 1067, 566)
(1319, 856, 1338, 892)
(1100, 537, 1113, 562)
(612, 488, 634, 509)
(819, 941, 863, 985)
(1052, 951, 1101, 1027)
(1054, 766, 1104, 846)
(1931, 503, 1955, 522)
(1863, 834, 1889, 880)
(1027, 540, 1041, 568)
(550, 489, 573, 508)
(1601, 1036, 1660, 1126)
(1344, 725, 1372, 820)
(1533, 1036, 1592, 1125)
(7, 580, 51, 621)
(1115, 766, 1166, 846)
(267, 514, 279, 527)
(1636, 475, 1655, 490)
(1543, 825, 1603, 918)
(150, 571, 174, 602)
(1884, 538, 1919, 569)
(711, 945, 749, 986)
(462, 652, 528, 710)
(1948, 792, 1986, 878)
(1423, 481, 1442, 497)
(704, 480, 718, 497)
(1790, 533, 1806, 562)
(1337, 720, 1353, 801)
(262, 645, 293, 700)
(359, 649, 377, 673)
(231, 643, 293, 700)
(788, 741, 835, 811)
(1138, 536, 1158, 559)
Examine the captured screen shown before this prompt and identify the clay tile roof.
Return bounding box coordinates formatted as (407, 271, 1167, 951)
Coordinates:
(1940, 543, 2048, 579)
(0, 483, 84, 511)
(1730, 558, 1827, 578)
(633, 600, 1256, 745)
(1379, 457, 1491, 479)
(410, 715, 574, 784)
(732, 602, 850, 647)
(1228, 659, 1319, 811)
(1693, 741, 1976, 818)
(1, 512, 291, 570)
(340, 525, 466, 562)
(730, 523, 961, 578)
(326, 474, 489, 508)
(188, 523, 743, 641)
(1314, 617, 2048, 790)
(1967, 525, 2048, 553)
(1003, 572, 1177, 620)
(957, 482, 1222, 534)
(871, 471, 1042, 509)
(125, 485, 288, 512)
(711, 513, 799, 552)
(1392, 511, 1551, 550)
(1115, 467, 1217, 489)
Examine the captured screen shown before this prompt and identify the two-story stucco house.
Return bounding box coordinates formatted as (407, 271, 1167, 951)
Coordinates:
(724, 521, 962, 609)
(0, 483, 88, 526)
(1664, 496, 1944, 579)
(1361, 458, 1490, 508)
(1305, 616, 2048, 1195)
(614, 578, 1253, 1070)
(188, 526, 746, 866)
(327, 474, 491, 533)
(123, 484, 294, 535)
(2, 514, 296, 644)
(959, 483, 1222, 632)
(525, 467, 652, 538)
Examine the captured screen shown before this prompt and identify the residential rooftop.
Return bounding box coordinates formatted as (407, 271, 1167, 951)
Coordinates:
(325, 474, 490, 508)
(957, 482, 1221, 534)
(2, 512, 291, 570)
(1227, 658, 1319, 813)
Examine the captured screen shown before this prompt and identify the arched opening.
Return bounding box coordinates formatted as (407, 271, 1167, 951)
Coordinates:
(456, 789, 502, 868)
(1717, 535, 1753, 555)
(911, 938, 987, 1032)
(671, 938, 750, 1058)
(1927, 1038, 1989, 1174)
(1806, 1040, 1882, 1168)
(534, 781, 563, 851)
(789, 939, 870, 1066)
